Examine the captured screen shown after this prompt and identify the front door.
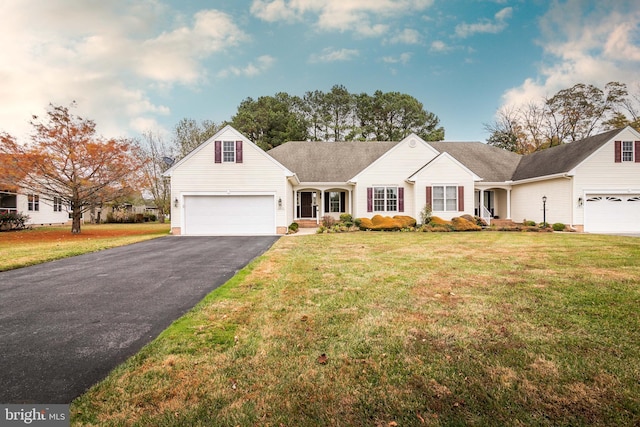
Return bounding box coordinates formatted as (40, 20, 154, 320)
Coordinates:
(299, 192, 316, 218)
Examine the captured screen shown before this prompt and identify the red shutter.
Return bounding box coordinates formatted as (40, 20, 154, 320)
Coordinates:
(398, 187, 404, 212)
(236, 140, 243, 163)
(635, 141, 640, 163)
(425, 186, 432, 210)
(367, 188, 373, 212)
(214, 140, 222, 163)
(458, 186, 464, 211)
(614, 141, 621, 163)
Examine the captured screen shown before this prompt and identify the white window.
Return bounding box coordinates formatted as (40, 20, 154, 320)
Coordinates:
(329, 192, 342, 213)
(53, 196, 62, 212)
(373, 187, 397, 212)
(433, 186, 457, 211)
(223, 141, 235, 163)
(28, 194, 39, 211)
(622, 141, 634, 162)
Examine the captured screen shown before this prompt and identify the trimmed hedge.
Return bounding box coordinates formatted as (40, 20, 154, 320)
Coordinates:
(358, 215, 417, 231)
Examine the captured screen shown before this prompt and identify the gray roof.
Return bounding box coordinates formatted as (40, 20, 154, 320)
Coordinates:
(428, 141, 522, 182)
(267, 128, 626, 184)
(512, 127, 624, 181)
(268, 141, 399, 182)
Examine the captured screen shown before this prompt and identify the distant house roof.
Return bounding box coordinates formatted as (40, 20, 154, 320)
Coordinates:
(512, 127, 624, 181)
(267, 141, 399, 182)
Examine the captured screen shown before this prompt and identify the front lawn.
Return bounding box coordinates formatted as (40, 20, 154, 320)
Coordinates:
(0, 223, 170, 271)
(71, 232, 640, 426)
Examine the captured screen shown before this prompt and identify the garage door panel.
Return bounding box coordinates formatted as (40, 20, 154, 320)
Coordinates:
(184, 195, 275, 235)
(585, 194, 640, 233)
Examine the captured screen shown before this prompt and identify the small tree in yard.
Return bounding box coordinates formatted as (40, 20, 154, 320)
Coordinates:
(0, 103, 145, 234)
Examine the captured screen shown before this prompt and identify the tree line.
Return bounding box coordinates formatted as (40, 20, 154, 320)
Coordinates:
(229, 85, 444, 149)
(485, 81, 640, 154)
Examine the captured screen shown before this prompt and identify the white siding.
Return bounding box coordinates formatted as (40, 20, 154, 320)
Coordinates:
(169, 127, 290, 234)
(511, 178, 572, 224)
(18, 193, 70, 225)
(353, 138, 438, 219)
(411, 155, 476, 221)
(571, 128, 640, 226)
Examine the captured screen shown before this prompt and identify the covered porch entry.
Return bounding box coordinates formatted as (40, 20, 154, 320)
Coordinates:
(295, 186, 353, 226)
(475, 186, 512, 224)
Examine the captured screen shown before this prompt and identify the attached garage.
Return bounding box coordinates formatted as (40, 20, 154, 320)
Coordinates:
(183, 194, 276, 235)
(584, 194, 640, 233)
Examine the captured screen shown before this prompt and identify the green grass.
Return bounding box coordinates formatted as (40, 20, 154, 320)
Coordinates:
(0, 223, 170, 271)
(71, 232, 640, 426)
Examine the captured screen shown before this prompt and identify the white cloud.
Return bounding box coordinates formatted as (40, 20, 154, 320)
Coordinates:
(309, 48, 360, 63)
(430, 40, 451, 53)
(382, 52, 412, 64)
(218, 55, 276, 78)
(251, 0, 434, 37)
(502, 0, 640, 108)
(387, 29, 422, 45)
(455, 7, 512, 38)
(0, 1, 248, 139)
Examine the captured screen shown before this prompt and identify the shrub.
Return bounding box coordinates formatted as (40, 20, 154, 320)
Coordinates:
(451, 216, 481, 231)
(288, 222, 299, 233)
(419, 204, 432, 225)
(552, 222, 565, 231)
(144, 213, 157, 222)
(358, 217, 374, 230)
(0, 211, 30, 231)
(523, 220, 537, 227)
(394, 215, 417, 228)
(429, 216, 451, 226)
(321, 215, 336, 227)
(339, 213, 354, 227)
(357, 215, 417, 231)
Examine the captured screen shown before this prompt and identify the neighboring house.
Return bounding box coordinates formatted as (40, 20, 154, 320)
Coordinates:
(0, 189, 70, 225)
(164, 125, 640, 235)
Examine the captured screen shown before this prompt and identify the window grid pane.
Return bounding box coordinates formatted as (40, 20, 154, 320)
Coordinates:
(223, 141, 235, 162)
(433, 186, 457, 211)
(622, 141, 633, 162)
(329, 192, 341, 213)
(386, 187, 397, 211)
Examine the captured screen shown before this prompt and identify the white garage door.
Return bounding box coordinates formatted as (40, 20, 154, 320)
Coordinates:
(184, 195, 275, 235)
(584, 194, 640, 233)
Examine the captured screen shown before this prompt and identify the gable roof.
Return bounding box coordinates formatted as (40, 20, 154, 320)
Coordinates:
(267, 141, 399, 182)
(428, 141, 522, 182)
(163, 124, 295, 177)
(511, 127, 625, 181)
(408, 151, 482, 182)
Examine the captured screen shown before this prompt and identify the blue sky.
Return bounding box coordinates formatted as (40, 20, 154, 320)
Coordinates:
(1, 0, 639, 142)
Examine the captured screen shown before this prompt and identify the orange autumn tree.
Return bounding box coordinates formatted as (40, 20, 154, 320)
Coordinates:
(0, 103, 145, 234)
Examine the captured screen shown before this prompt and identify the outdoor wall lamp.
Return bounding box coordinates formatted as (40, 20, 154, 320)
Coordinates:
(174, 198, 179, 208)
(278, 197, 283, 209)
(578, 197, 583, 207)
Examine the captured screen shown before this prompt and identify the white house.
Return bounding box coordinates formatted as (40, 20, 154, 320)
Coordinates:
(164, 125, 640, 235)
(0, 190, 70, 226)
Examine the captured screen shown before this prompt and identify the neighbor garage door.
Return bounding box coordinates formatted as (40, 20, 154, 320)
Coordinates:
(184, 195, 275, 235)
(584, 194, 640, 233)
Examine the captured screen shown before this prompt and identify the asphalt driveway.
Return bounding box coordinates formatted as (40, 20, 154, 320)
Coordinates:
(0, 235, 279, 404)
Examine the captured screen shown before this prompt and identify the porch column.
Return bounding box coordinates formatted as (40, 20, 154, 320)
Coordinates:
(506, 188, 512, 219)
(349, 189, 353, 216)
(479, 189, 484, 215)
